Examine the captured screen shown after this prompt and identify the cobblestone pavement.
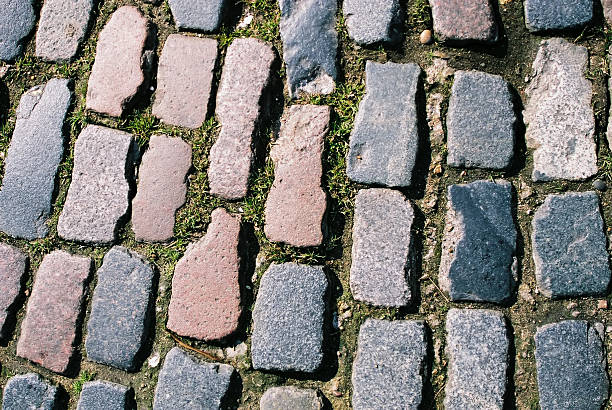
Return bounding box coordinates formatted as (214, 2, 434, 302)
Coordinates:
(3, 0, 612, 409)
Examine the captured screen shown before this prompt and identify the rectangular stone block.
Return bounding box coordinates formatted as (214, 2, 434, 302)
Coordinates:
(2, 373, 59, 410)
(429, 0, 498, 43)
(0, 243, 27, 341)
(77, 381, 130, 410)
(525, 0, 592, 31)
(260, 387, 323, 410)
(0, 0, 35, 61)
(343, 0, 402, 45)
(167, 0, 227, 32)
(16, 250, 92, 374)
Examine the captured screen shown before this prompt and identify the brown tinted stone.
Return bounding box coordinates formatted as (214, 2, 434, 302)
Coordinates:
(16, 250, 91, 374)
(264, 105, 329, 247)
(152, 34, 217, 129)
(167, 208, 242, 341)
(132, 134, 191, 242)
(86, 6, 151, 117)
(429, 0, 498, 44)
(604, 0, 612, 26)
(0, 243, 27, 340)
(208, 38, 275, 200)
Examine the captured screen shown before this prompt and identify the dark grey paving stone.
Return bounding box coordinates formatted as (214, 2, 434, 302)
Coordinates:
(252, 263, 328, 373)
(0, 79, 71, 240)
(0, 243, 27, 341)
(444, 309, 509, 410)
(532, 192, 610, 298)
(535, 320, 608, 410)
(260, 387, 323, 410)
(77, 381, 130, 410)
(439, 180, 517, 304)
(352, 319, 428, 409)
(524, 0, 592, 32)
(153, 347, 235, 409)
(86, 246, 155, 371)
(0, 0, 35, 61)
(2, 373, 59, 410)
(346, 61, 421, 187)
(350, 188, 416, 307)
(279, 0, 338, 97)
(343, 0, 402, 45)
(447, 70, 516, 170)
(167, 0, 227, 32)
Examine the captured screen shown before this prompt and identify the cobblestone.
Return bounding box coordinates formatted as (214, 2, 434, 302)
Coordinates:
(2, 373, 59, 410)
(525, 0, 593, 32)
(0, 244, 26, 341)
(167, 0, 227, 32)
(343, 0, 402, 46)
(429, 0, 499, 44)
(77, 381, 130, 410)
(264, 105, 329, 247)
(260, 387, 323, 410)
(0, 0, 35, 61)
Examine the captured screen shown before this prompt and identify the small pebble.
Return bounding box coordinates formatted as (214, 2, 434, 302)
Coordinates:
(571, 311, 580, 317)
(598, 300, 608, 310)
(420, 29, 433, 45)
(593, 179, 607, 191)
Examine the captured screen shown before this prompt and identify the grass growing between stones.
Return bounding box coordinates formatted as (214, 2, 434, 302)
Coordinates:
(71, 370, 95, 396)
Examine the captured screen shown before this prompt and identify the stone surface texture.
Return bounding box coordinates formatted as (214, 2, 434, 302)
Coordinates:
(343, 0, 402, 45)
(2, 373, 59, 410)
(57, 125, 134, 244)
(252, 263, 328, 373)
(429, 0, 498, 43)
(350, 188, 416, 307)
(16, 250, 92, 374)
(352, 319, 428, 409)
(604, 0, 612, 26)
(346, 61, 421, 187)
(524, 38, 597, 181)
(279, 0, 338, 97)
(153, 347, 235, 409)
(86, 6, 151, 117)
(264, 105, 329, 247)
(86, 246, 155, 371)
(208, 37, 275, 199)
(0, 79, 72, 239)
(440, 180, 517, 304)
(0, 244, 27, 340)
(535, 320, 608, 409)
(132, 134, 191, 242)
(167, 0, 227, 32)
(444, 309, 509, 410)
(525, 0, 593, 31)
(532, 192, 610, 298)
(167, 208, 242, 341)
(447, 70, 515, 169)
(260, 387, 323, 410)
(77, 381, 130, 410)
(35, 0, 94, 62)
(0, 0, 35, 61)
(152, 34, 217, 129)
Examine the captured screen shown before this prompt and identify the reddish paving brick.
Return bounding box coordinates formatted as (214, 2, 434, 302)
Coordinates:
(167, 208, 242, 341)
(208, 38, 275, 200)
(16, 250, 92, 374)
(152, 34, 217, 129)
(429, 0, 498, 44)
(86, 6, 152, 117)
(0, 243, 27, 340)
(132, 134, 191, 242)
(264, 105, 330, 247)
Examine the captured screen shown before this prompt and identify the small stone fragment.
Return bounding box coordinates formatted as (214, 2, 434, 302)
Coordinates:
(532, 192, 610, 298)
(264, 105, 329, 247)
(347, 61, 422, 187)
(77, 381, 130, 410)
(350, 188, 416, 307)
(57, 125, 134, 244)
(420, 29, 433, 44)
(524, 38, 597, 181)
(0, 0, 35, 61)
(535, 321, 608, 409)
(598, 300, 608, 309)
(0, 79, 72, 239)
(279, 0, 338, 97)
(260, 387, 323, 410)
(132, 134, 191, 242)
(593, 179, 607, 191)
(86, 6, 152, 117)
(86, 246, 155, 371)
(429, 0, 499, 44)
(2, 373, 59, 410)
(447, 70, 516, 169)
(524, 0, 592, 32)
(152, 34, 217, 128)
(439, 180, 517, 303)
(444, 309, 509, 409)
(167, 208, 242, 341)
(0, 244, 27, 341)
(153, 347, 236, 409)
(252, 263, 328, 373)
(352, 319, 428, 409)
(16, 250, 92, 374)
(35, 0, 94, 62)
(208, 38, 275, 199)
(167, 0, 227, 32)
(343, 0, 402, 45)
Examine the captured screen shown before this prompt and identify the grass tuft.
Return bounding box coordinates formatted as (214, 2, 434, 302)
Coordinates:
(71, 371, 96, 396)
